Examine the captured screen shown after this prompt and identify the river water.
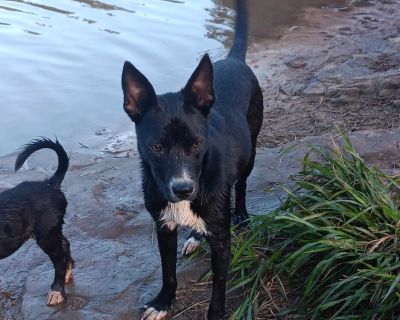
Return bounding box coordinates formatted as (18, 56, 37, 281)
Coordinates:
(0, 0, 345, 156)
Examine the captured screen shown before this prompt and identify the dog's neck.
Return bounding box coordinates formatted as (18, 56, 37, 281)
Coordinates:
(160, 200, 209, 235)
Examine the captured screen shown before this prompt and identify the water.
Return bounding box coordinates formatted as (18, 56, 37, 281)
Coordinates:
(0, 0, 345, 156)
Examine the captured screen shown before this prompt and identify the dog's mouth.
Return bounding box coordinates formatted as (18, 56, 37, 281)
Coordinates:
(168, 192, 198, 203)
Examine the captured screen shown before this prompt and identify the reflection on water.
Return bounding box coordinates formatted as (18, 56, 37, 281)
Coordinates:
(0, 0, 345, 156)
(0, 0, 221, 155)
(8, 0, 73, 15)
(70, 0, 134, 12)
(207, 0, 346, 46)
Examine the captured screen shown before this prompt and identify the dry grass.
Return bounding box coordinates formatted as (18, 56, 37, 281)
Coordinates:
(172, 276, 295, 320)
(258, 96, 399, 148)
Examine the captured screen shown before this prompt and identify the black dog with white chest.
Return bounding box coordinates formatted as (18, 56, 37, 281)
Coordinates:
(0, 138, 74, 305)
(121, 0, 263, 318)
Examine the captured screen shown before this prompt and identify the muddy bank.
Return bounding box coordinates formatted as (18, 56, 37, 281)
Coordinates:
(248, 0, 400, 147)
(1, 0, 400, 319)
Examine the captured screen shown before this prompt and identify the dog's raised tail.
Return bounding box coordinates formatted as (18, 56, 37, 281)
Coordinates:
(228, 0, 248, 61)
(15, 137, 69, 188)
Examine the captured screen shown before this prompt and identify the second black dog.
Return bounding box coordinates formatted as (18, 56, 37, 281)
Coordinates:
(0, 138, 74, 305)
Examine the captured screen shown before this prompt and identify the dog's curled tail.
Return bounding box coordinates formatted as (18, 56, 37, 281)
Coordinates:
(228, 0, 248, 61)
(15, 137, 69, 188)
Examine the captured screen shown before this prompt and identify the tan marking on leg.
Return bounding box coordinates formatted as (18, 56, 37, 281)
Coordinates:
(65, 262, 73, 284)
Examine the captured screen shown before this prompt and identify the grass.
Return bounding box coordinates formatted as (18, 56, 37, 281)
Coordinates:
(230, 129, 400, 319)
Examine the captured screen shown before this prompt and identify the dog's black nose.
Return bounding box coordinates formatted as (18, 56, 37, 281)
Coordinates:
(172, 181, 194, 199)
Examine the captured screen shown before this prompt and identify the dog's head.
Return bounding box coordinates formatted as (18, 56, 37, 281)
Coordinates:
(121, 54, 214, 203)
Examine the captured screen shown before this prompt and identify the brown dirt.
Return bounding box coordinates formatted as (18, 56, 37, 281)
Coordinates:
(172, 276, 296, 320)
(248, 0, 400, 148)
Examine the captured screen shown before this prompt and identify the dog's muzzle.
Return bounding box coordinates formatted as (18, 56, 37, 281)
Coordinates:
(171, 180, 194, 200)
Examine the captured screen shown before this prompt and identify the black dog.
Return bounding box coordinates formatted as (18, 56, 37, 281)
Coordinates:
(0, 138, 74, 305)
(121, 0, 262, 318)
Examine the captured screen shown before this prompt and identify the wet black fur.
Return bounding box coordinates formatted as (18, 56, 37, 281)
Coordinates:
(121, 0, 263, 318)
(0, 138, 74, 300)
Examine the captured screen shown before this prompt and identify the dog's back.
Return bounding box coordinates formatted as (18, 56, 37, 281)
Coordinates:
(0, 138, 69, 259)
(205, 0, 263, 193)
(208, 57, 263, 179)
(0, 182, 67, 247)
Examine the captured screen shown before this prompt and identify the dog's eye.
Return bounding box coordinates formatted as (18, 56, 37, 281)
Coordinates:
(151, 144, 162, 152)
(192, 141, 201, 151)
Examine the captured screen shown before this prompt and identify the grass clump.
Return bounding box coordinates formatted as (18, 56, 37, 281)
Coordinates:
(230, 130, 400, 319)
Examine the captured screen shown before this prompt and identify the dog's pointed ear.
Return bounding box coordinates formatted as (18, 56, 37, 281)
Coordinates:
(183, 54, 215, 116)
(121, 61, 157, 122)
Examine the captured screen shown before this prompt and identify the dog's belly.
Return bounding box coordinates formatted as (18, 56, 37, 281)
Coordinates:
(160, 201, 208, 235)
(0, 237, 27, 259)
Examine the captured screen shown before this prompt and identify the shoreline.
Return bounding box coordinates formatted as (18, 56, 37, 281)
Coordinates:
(51, 0, 400, 159)
(248, 0, 400, 147)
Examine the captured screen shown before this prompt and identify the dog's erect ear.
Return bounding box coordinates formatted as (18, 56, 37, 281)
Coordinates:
(121, 61, 157, 122)
(183, 54, 215, 116)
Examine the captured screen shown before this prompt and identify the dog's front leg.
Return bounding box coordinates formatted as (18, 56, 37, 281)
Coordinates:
(207, 226, 231, 320)
(142, 222, 177, 320)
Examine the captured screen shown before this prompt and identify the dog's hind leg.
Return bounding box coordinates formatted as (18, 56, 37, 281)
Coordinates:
(0, 237, 27, 259)
(36, 227, 70, 305)
(233, 83, 263, 227)
(182, 230, 203, 256)
(62, 237, 74, 284)
(233, 155, 254, 227)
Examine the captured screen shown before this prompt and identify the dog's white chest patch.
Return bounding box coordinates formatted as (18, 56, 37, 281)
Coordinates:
(160, 201, 208, 235)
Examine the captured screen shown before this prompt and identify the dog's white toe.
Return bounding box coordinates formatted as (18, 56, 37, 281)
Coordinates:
(182, 236, 200, 255)
(141, 307, 168, 320)
(47, 290, 65, 305)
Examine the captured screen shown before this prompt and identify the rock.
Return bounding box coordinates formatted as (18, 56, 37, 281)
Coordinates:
(381, 78, 400, 90)
(338, 26, 352, 35)
(351, 0, 375, 7)
(331, 95, 355, 104)
(285, 57, 307, 69)
(94, 128, 110, 136)
(392, 100, 400, 108)
(379, 88, 395, 97)
(302, 81, 327, 96)
(330, 87, 361, 104)
(342, 87, 361, 97)
(324, 69, 400, 102)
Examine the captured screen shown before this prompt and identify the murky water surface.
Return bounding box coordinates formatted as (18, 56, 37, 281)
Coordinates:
(0, 0, 345, 156)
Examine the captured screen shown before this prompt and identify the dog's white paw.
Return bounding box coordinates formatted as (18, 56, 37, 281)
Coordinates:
(65, 263, 73, 284)
(141, 306, 168, 320)
(47, 290, 65, 305)
(182, 237, 200, 255)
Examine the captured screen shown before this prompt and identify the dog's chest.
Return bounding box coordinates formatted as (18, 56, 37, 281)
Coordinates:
(160, 201, 208, 235)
